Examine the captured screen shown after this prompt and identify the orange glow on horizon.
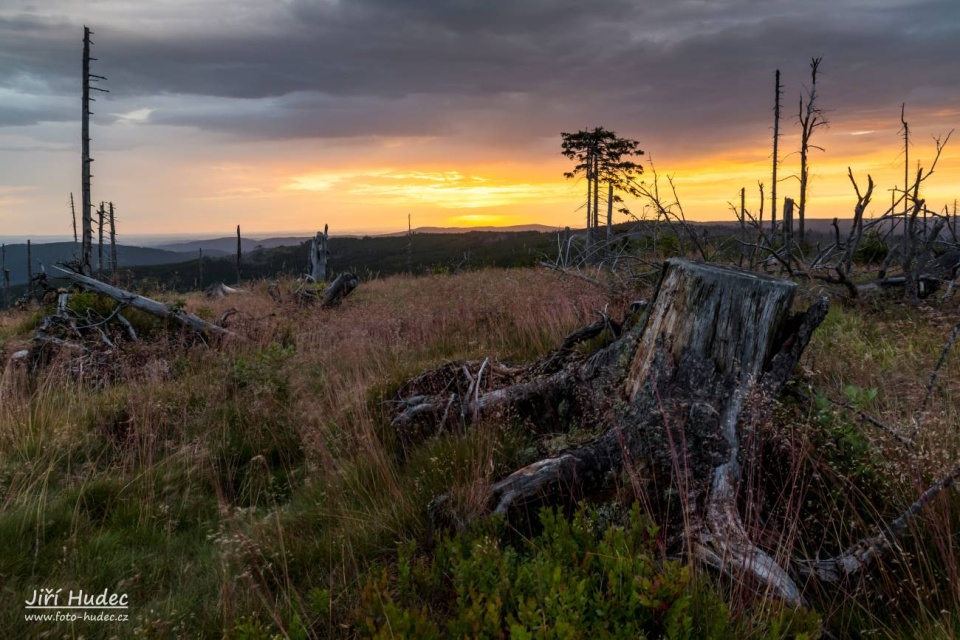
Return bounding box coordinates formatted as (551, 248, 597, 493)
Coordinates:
(168, 124, 957, 234)
(17, 107, 950, 237)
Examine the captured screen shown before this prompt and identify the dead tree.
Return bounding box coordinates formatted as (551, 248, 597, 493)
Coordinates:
(81, 26, 107, 275)
(309, 225, 329, 282)
(771, 69, 782, 233)
(901, 103, 910, 239)
(606, 182, 614, 256)
(236, 225, 242, 284)
(585, 152, 593, 254)
(97, 201, 105, 278)
(1, 244, 9, 309)
(52, 265, 227, 336)
(109, 202, 117, 277)
(26, 240, 33, 300)
(797, 57, 826, 248)
(782, 197, 795, 259)
(81, 27, 92, 275)
(70, 192, 78, 249)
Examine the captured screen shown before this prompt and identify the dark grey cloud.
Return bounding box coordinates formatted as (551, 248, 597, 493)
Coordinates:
(0, 0, 958, 151)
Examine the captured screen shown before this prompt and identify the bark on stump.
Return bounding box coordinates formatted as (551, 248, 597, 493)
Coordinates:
(392, 259, 830, 606)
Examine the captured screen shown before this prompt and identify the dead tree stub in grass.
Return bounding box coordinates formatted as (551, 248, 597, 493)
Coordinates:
(394, 259, 960, 604)
(393, 259, 828, 604)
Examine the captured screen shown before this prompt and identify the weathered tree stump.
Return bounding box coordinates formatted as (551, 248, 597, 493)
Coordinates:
(393, 259, 830, 605)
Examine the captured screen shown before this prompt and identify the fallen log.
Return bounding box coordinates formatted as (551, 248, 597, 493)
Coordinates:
(320, 272, 359, 308)
(393, 259, 828, 605)
(52, 266, 227, 336)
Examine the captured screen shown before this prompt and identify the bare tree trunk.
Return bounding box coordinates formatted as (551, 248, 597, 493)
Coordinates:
(1, 244, 9, 309)
(81, 27, 93, 275)
(585, 153, 593, 255)
(70, 192, 78, 251)
(97, 201, 105, 279)
(900, 104, 911, 261)
(236, 225, 242, 285)
(798, 57, 825, 249)
(109, 201, 117, 278)
(771, 69, 781, 233)
(783, 197, 795, 259)
(314, 228, 329, 281)
(739, 186, 746, 266)
(592, 149, 600, 256)
(26, 239, 33, 300)
(606, 182, 613, 258)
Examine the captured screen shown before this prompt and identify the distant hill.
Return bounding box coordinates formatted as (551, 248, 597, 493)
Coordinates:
(116, 229, 560, 291)
(382, 224, 559, 237)
(151, 237, 311, 254)
(699, 218, 877, 236)
(153, 227, 560, 252)
(0, 242, 204, 285)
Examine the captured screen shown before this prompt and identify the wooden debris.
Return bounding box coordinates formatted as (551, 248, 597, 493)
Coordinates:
(52, 266, 227, 336)
(320, 272, 359, 308)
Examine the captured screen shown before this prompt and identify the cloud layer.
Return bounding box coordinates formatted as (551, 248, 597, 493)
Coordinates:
(0, 0, 958, 234)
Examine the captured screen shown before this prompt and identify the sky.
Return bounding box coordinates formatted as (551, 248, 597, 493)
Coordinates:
(1, 0, 959, 238)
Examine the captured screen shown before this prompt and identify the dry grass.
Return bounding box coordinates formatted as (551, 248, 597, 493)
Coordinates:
(0, 268, 616, 638)
(1, 268, 960, 638)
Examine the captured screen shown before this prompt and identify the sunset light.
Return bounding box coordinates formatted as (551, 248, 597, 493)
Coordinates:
(0, 0, 957, 238)
(5, 3, 960, 638)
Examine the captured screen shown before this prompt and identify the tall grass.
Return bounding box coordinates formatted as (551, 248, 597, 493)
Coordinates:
(1, 270, 959, 638)
(0, 269, 612, 638)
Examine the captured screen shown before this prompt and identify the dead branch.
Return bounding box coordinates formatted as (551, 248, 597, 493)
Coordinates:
(797, 462, 960, 583)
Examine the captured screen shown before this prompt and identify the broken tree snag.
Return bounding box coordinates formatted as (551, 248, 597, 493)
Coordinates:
(309, 225, 329, 282)
(51, 266, 228, 336)
(396, 259, 828, 606)
(320, 272, 358, 308)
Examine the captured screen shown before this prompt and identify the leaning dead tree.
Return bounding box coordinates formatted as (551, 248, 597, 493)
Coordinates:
(391, 259, 960, 605)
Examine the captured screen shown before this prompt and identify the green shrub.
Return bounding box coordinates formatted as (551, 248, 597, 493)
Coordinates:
(351, 506, 759, 638)
(853, 231, 889, 264)
(65, 292, 161, 337)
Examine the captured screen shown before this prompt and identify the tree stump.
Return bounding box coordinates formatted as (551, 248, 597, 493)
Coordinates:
(393, 259, 830, 605)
